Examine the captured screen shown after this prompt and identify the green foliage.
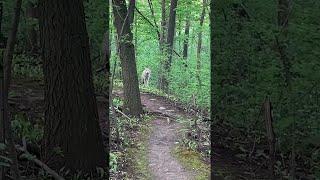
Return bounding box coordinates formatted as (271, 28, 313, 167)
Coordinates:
(11, 113, 43, 142)
(213, 0, 320, 177)
(108, 0, 211, 109)
(109, 152, 118, 173)
(13, 54, 43, 80)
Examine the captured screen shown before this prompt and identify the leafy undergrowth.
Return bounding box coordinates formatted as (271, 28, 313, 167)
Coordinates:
(126, 121, 153, 179)
(172, 147, 210, 180)
(112, 79, 210, 117)
(173, 116, 211, 179)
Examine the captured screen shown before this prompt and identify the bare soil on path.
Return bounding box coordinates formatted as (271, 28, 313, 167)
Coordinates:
(9, 79, 268, 180)
(115, 91, 197, 180)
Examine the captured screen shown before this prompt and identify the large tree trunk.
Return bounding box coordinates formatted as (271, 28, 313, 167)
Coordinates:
(2, 0, 23, 179)
(161, 0, 178, 93)
(112, 0, 143, 116)
(39, 0, 106, 172)
(196, 0, 206, 89)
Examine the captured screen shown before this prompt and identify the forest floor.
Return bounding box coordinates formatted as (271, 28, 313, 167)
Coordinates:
(8, 79, 269, 179)
(114, 90, 203, 179)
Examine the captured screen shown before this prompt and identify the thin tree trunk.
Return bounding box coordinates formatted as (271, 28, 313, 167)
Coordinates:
(104, 0, 110, 170)
(112, 0, 143, 116)
(39, 0, 106, 172)
(134, 16, 137, 49)
(2, 0, 23, 179)
(161, 0, 178, 93)
(158, 0, 167, 89)
(0, 2, 3, 33)
(277, 0, 291, 87)
(0, 52, 4, 180)
(160, 0, 167, 47)
(264, 97, 276, 179)
(278, 1, 295, 179)
(210, 0, 215, 179)
(182, 18, 190, 60)
(128, 0, 135, 25)
(147, 0, 161, 48)
(196, 0, 206, 89)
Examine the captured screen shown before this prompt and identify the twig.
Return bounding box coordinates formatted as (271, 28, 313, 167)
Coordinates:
(135, 7, 181, 58)
(113, 107, 131, 120)
(15, 144, 65, 180)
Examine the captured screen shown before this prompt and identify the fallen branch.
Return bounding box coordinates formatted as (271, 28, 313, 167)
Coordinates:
(15, 143, 65, 180)
(113, 106, 131, 120)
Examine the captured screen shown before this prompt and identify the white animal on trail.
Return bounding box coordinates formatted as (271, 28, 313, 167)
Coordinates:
(141, 68, 151, 86)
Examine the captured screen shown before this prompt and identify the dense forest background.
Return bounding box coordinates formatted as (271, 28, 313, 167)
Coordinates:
(212, 0, 320, 178)
(110, 0, 210, 109)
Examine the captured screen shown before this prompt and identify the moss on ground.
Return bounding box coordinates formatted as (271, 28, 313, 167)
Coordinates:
(172, 146, 210, 180)
(126, 117, 153, 180)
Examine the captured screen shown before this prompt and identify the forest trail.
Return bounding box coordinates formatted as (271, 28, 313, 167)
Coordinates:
(114, 91, 196, 180)
(8, 79, 198, 179)
(8, 79, 265, 179)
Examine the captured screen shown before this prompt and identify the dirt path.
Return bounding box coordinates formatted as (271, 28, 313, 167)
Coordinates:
(141, 93, 195, 180)
(9, 80, 271, 179)
(114, 91, 196, 179)
(9, 80, 199, 180)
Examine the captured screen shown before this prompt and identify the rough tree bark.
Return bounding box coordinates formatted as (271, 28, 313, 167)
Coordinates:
(196, 0, 207, 89)
(112, 0, 143, 116)
(39, 0, 106, 172)
(2, 0, 23, 179)
(161, 0, 178, 93)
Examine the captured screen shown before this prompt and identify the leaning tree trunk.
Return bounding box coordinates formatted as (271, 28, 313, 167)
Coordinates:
(2, 0, 23, 179)
(39, 0, 106, 172)
(112, 0, 143, 117)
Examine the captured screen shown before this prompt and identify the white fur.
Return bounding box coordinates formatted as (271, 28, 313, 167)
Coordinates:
(141, 68, 151, 86)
